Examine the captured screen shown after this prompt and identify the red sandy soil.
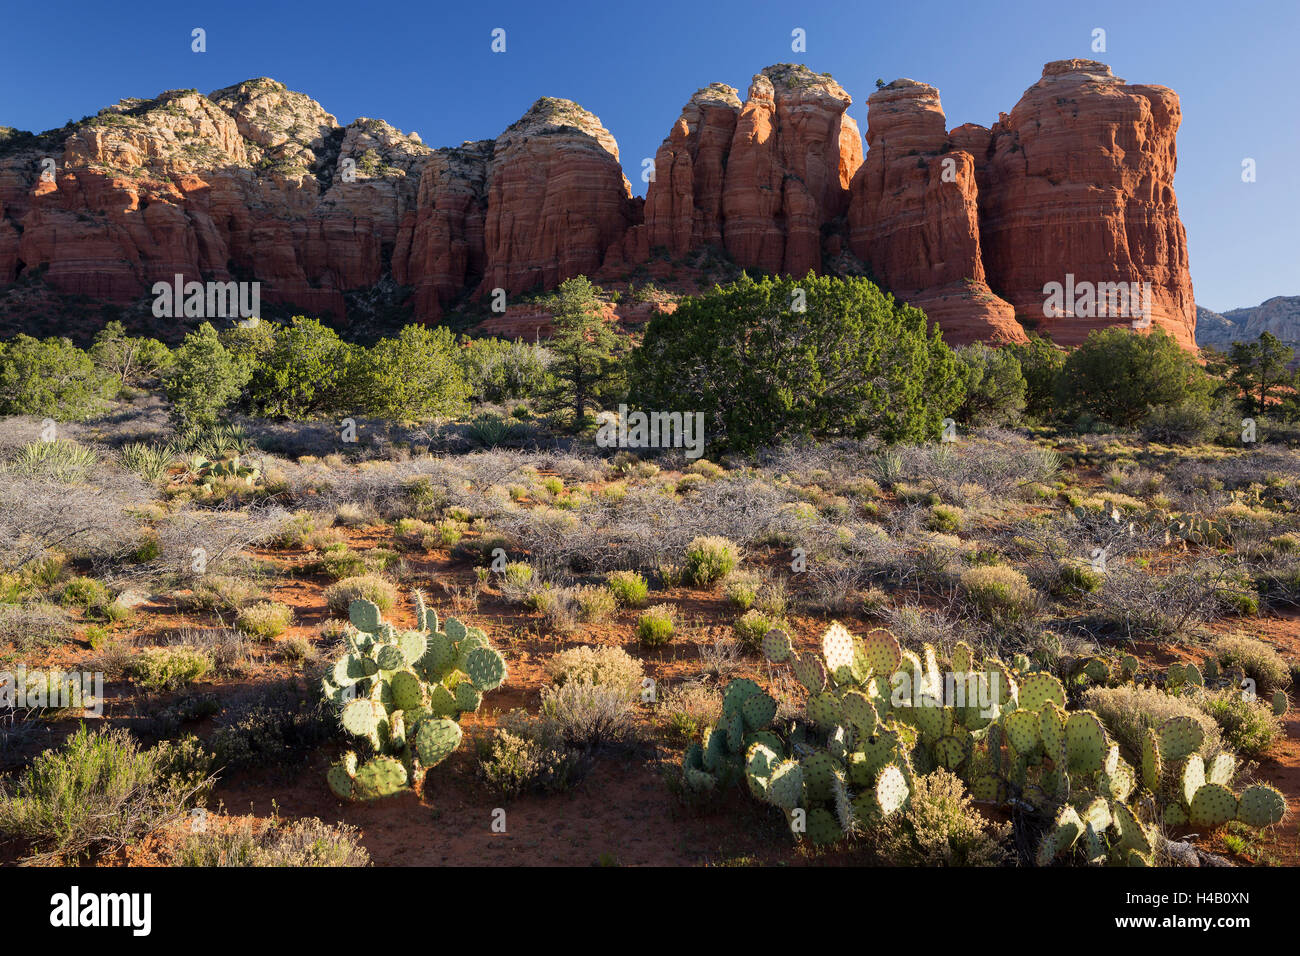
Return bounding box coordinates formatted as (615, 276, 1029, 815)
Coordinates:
(5, 508, 1298, 867)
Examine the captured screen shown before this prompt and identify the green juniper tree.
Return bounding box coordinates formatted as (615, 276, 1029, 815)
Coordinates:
(540, 276, 625, 427)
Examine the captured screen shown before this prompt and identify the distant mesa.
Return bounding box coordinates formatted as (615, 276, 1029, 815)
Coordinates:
(1196, 297, 1300, 351)
(0, 61, 1198, 349)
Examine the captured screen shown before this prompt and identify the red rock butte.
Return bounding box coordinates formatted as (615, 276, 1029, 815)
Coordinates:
(0, 61, 1196, 349)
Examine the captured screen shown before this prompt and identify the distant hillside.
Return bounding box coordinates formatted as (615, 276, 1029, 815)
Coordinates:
(1196, 296, 1300, 350)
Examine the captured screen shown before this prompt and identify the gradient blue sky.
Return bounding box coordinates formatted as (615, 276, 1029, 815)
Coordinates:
(2, 0, 1295, 312)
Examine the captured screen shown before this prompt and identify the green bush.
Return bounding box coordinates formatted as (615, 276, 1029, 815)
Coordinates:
(1198, 688, 1283, 760)
(926, 504, 965, 534)
(637, 604, 676, 647)
(959, 565, 1036, 622)
(544, 645, 644, 701)
(629, 273, 965, 451)
(90, 321, 173, 389)
(1056, 327, 1211, 428)
(322, 574, 397, 613)
(1214, 633, 1291, 695)
(871, 769, 1010, 866)
(163, 814, 370, 866)
(125, 647, 213, 691)
(164, 322, 251, 428)
(732, 608, 776, 649)
(1003, 335, 1066, 421)
(353, 324, 471, 421)
(459, 336, 553, 403)
(243, 317, 356, 420)
(234, 601, 293, 640)
(476, 710, 577, 796)
(0, 724, 205, 861)
(684, 535, 739, 586)
(953, 343, 1026, 426)
(605, 569, 649, 607)
(0, 334, 113, 420)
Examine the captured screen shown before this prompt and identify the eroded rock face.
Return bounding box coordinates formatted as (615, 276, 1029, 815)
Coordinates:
(480, 98, 640, 298)
(847, 80, 1024, 344)
(616, 65, 862, 278)
(616, 83, 742, 263)
(392, 142, 492, 320)
(0, 79, 433, 320)
(978, 60, 1196, 347)
(721, 66, 863, 276)
(0, 61, 1200, 349)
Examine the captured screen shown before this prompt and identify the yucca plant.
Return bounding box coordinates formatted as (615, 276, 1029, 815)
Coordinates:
(120, 442, 176, 483)
(7, 440, 98, 483)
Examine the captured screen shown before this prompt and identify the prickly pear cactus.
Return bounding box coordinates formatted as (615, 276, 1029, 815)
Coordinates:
(677, 618, 1286, 864)
(322, 592, 506, 800)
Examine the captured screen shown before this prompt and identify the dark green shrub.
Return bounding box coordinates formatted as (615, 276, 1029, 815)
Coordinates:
(1056, 328, 1211, 428)
(629, 274, 964, 451)
(0, 334, 113, 420)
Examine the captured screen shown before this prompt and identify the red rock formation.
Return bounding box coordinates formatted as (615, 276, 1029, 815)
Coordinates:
(0, 62, 1199, 350)
(479, 98, 640, 298)
(978, 60, 1195, 347)
(617, 83, 741, 263)
(615, 65, 862, 278)
(392, 142, 492, 319)
(721, 65, 862, 276)
(0, 81, 432, 322)
(847, 80, 1025, 344)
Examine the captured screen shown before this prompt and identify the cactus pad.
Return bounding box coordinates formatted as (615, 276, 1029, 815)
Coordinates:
(804, 807, 843, 847)
(1188, 783, 1237, 828)
(389, 670, 424, 712)
(341, 698, 383, 738)
(821, 622, 856, 678)
(807, 692, 844, 728)
(465, 646, 507, 691)
(722, 678, 762, 716)
(1064, 710, 1108, 774)
(375, 643, 406, 672)
(1019, 672, 1066, 712)
(353, 756, 408, 799)
(1141, 727, 1162, 791)
(1158, 715, 1205, 762)
(761, 628, 792, 663)
(791, 653, 827, 694)
(333, 653, 378, 686)
(766, 759, 804, 810)
(800, 751, 839, 802)
(398, 629, 428, 666)
(740, 690, 777, 730)
(1004, 710, 1040, 754)
(1236, 783, 1286, 827)
(840, 690, 878, 736)
(453, 679, 482, 713)
(860, 628, 903, 676)
(1206, 752, 1235, 787)
(1040, 702, 1066, 757)
(415, 717, 463, 767)
(348, 599, 383, 633)
(327, 752, 358, 800)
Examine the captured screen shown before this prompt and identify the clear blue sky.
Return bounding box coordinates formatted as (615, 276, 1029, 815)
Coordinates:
(2, 0, 1295, 312)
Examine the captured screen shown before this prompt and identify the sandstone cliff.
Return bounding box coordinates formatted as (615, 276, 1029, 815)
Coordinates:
(846, 80, 1024, 344)
(0, 60, 1202, 350)
(977, 60, 1195, 347)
